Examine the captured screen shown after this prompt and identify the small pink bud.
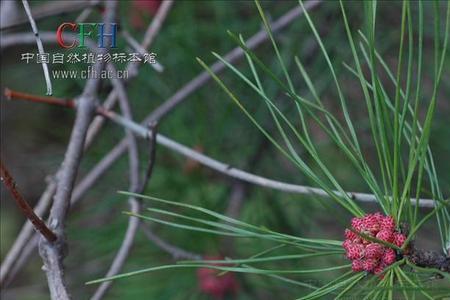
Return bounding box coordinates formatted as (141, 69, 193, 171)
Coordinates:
(342, 239, 352, 250)
(380, 216, 396, 232)
(362, 214, 380, 232)
(362, 259, 379, 272)
(345, 243, 364, 260)
(393, 233, 407, 247)
(365, 243, 384, 259)
(344, 229, 358, 241)
(382, 248, 396, 265)
(351, 217, 364, 231)
(375, 229, 393, 243)
(373, 264, 385, 276)
(352, 259, 364, 272)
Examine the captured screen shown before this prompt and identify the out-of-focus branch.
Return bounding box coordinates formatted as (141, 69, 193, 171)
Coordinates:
(139, 122, 202, 261)
(21, 0, 52, 95)
(0, 179, 56, 286)
(122, 31, 164, 72)
(0, 160, 57, 242)
(75, 1, 100, 23)
(146, 0, 321, 123)
(221, 139, 269, 254)
(0, 0, 99, 31)
(0, 1, 20, 29)
(90, 64, 141, 300)
(141, 224, 203, 261)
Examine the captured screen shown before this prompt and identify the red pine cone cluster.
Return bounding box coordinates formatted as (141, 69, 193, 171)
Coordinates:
(343, 213, 407, 275)
(197, 256, 239, 299)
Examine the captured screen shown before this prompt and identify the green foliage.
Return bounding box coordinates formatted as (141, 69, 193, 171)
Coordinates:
(86, 1, 450, 299)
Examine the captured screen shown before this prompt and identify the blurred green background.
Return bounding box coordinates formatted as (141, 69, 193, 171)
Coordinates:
(1, 1, 449, 299)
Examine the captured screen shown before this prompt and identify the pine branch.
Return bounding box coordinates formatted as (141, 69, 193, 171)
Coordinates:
(5, 88, 437, 209)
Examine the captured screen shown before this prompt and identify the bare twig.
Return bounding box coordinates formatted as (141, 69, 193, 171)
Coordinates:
(75, 0, 100, 23)
(408, 248, 450, 273)
(0, 1, 20, 29)
(142, 0, 174, 48)
(122, 31, 164, 72)
(1, 0, 99, 31)
(136, 121, 202, 260)
(90, 64, 141, 300)
(221, 139, 269, 254)
(6, 89, 437, 208)
(84, 91, 118, 149)
(0, 180, 56, 286)
(21, 0, 52, 95)
(224, 139, 269, 220)
(138, 122, 202, 260)
(5, 88, 74, 107)
(141, 122, 159, 193)
(141, 224, 203, 260)
(1, 1, 312, 206)
(9, 235, 40, 283)
(0, 160, 57, 242)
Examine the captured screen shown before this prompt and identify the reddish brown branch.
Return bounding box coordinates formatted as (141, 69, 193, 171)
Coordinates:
(0, 160, 57, 243)
(5, 88, 75, 108)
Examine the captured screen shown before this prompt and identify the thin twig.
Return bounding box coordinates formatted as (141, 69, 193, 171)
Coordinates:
(8, 235, 40, 284)
(21, 0, 52, 95)
(90, 200, 141, 300)
(142, 0, 174, 49)
(5, 88, 74, 107)
(221, 139, 269, 254)
(141, 122, 159, 192)
(5, 88, 437, 208)
(137, 122, 202, 260)
(137, 122, 202, 261)
(122, 30, 164, 72)
(141, 224, 203, 261)
(1, 0, 98, 31)
(75, 0, 100, 23)
(90, 64, 141, 300)
(0, 179, 56, 286)
(0, 160, 57, 242)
